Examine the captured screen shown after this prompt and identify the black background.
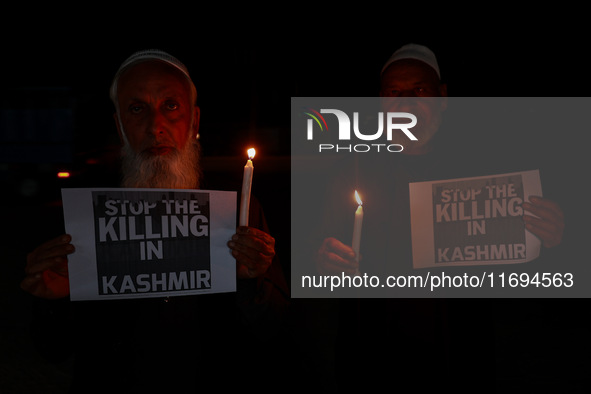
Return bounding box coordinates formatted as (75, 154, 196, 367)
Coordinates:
(2, 9, 590, 392)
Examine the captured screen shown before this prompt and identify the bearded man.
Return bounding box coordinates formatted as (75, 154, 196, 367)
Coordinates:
(20, 50, 289, 393)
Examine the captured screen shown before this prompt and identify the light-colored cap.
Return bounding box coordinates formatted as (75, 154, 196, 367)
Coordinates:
(381, 43, 440, 79)
(109, 49, 195, 103)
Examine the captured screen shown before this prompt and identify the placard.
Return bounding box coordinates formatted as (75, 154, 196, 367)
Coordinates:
(410, 170, 542, 268)
(62, 188, 237, 300)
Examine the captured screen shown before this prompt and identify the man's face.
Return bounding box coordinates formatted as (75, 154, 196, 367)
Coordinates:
(114, 61, 201, 189)
(380, 59, 447, 154)
(116, 60, 199, 154)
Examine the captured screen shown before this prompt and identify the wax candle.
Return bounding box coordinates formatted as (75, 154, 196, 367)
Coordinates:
(239, 148, 256, 226)
(352, 190, 363, 268)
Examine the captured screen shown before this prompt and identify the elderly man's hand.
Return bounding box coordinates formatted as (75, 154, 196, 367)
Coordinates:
(315, 237, 359, 276)
(21, 234, 74, 299)
(228, 227, 275, 279)
(522, 196, 565, 248)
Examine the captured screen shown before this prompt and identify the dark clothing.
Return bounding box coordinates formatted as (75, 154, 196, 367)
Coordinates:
(305, 122, 573, 392)
(29, 179, 289, 393)
(315, 133, 491, 392)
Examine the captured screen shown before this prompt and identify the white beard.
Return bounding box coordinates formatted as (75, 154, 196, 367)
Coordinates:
(120, 138, 202, 189)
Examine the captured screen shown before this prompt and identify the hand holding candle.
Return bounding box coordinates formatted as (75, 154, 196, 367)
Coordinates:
(232, 147, 277, 280)
(239, 148, 255, 227)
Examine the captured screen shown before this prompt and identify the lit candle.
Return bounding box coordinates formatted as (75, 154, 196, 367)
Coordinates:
(352, 190, 363, 275)
(239, 148, 256, 226)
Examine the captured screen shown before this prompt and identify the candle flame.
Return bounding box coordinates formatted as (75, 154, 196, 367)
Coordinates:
(247, 148, 256, 159)
(354, 190, 362, 206)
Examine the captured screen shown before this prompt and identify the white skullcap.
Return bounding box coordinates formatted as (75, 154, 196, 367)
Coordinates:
(381, 43, 440, 79)
(109, 49, 195, 103)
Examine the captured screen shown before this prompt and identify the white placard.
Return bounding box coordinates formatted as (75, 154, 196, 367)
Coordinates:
(62, 188, 237, 300)
(410, 170, 542, 269)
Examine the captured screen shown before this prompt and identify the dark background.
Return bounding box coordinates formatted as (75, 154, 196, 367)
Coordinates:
(2, 10, 590, 393)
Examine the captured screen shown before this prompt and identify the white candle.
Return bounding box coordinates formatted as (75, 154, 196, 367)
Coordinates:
(239, 148, 256, 226)
(352, 190, 363, 273)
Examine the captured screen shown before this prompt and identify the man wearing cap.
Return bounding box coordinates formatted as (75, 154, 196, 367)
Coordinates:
(21, 50, 289, 392)
(312, 43, 566, 392)
(316, 42, 565, 278)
